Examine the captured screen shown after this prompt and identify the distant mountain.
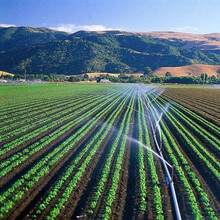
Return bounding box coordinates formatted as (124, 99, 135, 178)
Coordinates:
(0, 26, 68, 51)
(74, 30, 220, 50)
(136, 31, 220, 50)
(0, 26, 220, 75)
(152, 64, 220, 77)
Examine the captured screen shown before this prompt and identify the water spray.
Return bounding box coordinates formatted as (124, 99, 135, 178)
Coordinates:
(153, 103, 170, 151)
(89, 85, 181, 219)
(126, 136, 172, 168)
(140, 87, 181, 220)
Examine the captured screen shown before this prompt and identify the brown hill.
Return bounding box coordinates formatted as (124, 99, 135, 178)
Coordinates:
(0, 71, 14, 76)
(204, 33, 220, 41)
(139, 32, 220, 50)
(152, 64, 220, 77)
(93, 31, 220, 50)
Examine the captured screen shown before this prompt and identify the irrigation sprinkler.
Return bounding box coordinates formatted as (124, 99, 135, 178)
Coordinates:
(127, 136, 173, 168)
(139, 87, 182, 220)
(76, 214, 87, 219)
(92, 85, 182, 219)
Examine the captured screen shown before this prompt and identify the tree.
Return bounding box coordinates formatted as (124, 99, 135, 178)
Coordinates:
(43, 75, 50, 81)
(210, 75, 217, 83)
(144, 66, 152, 75)
(15, 74, 22, 79)
(83, 74, 89, 80)
(201, 73, 208, 83)
(128, 75, 139, 83)
(96, 77, 101, 83)
(151, 76, 162, 83)
(27, 74, 35, 80)
(69, 76, 80, 82)
(165, 72, 172, 77)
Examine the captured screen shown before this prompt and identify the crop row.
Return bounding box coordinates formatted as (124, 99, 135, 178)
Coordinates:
(41, 90, 133, 219)
(0, 93, 92, 132)
(0, 83, 104, 115)
(87, 91, 134, 215)
(0, 95, 77, 119)
(102, 90, 135, 219)
(164, 92, 220, 112)
(144, 88, 219, 219)
(0, 85, 122, 136)
(0, 97, 121, 177)
(139, 95, 164, 219)
(137, 95, 147, 212)
(149, 101, 218, 219)
(0, 94, 96, 139)
(148, 99, 204, 219)
(161, 122, 218, 219)
(0, 86, 124, 127)
(160, 95, 220, 135)
(0, 90, 122, 156)
(0, 88, 128, 218)
(0, 84, 121, 120)
(163, 94, 219, 126)
(0, 88, 131, 178)
(153, 97, 220, 180)
(157, 97, 220, 151)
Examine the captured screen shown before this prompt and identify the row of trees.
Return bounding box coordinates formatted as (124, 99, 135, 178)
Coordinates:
(1, 71, 219, 84)
(0, 74, 66, 81)
(143, 66, 220, 84)
(95, 73, 220, 84)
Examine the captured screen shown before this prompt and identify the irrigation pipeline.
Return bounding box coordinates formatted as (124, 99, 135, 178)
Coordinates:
(140, 88, 182, 220)
(92, 85, 182, 219)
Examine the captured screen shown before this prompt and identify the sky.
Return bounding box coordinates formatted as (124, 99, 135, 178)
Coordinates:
(0, 0, 220, 34)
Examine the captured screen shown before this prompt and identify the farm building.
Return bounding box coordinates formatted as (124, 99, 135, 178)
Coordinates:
(0, 79, 8, 83)
(100, 79, 111, 83)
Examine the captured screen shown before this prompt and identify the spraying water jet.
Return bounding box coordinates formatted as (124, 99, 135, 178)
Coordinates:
(126, 136, 172, 168)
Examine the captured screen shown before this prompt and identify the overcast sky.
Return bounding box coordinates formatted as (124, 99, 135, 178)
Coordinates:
(1, 0, 220, 34)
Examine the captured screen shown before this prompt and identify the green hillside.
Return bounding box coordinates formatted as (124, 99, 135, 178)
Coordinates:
(0, 26, 68, 51)
(0, 27, 220, 75)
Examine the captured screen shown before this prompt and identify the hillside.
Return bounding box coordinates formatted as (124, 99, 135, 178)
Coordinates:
(0, 71, 14, 76)
(152, 64, 220, 77)
(0, 26, 68, 52)
(83, 31, 220, 50)
(0, 27, 220, 75)
(138, 31, 220, 50)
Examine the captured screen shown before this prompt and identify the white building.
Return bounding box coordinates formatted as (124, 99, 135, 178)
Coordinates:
(100, 79, 111, 83)
(18, 79, 26, 82)
(0, 79, 8, 83)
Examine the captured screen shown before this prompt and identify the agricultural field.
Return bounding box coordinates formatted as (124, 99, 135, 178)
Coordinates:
(0, 83, 219, 219)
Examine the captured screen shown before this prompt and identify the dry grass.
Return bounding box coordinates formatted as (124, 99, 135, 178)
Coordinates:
(152, 64, 220, 77)
(86, 30, 220, 50)
(0, 71, 14, 76)
(71, 72, 143, 78)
